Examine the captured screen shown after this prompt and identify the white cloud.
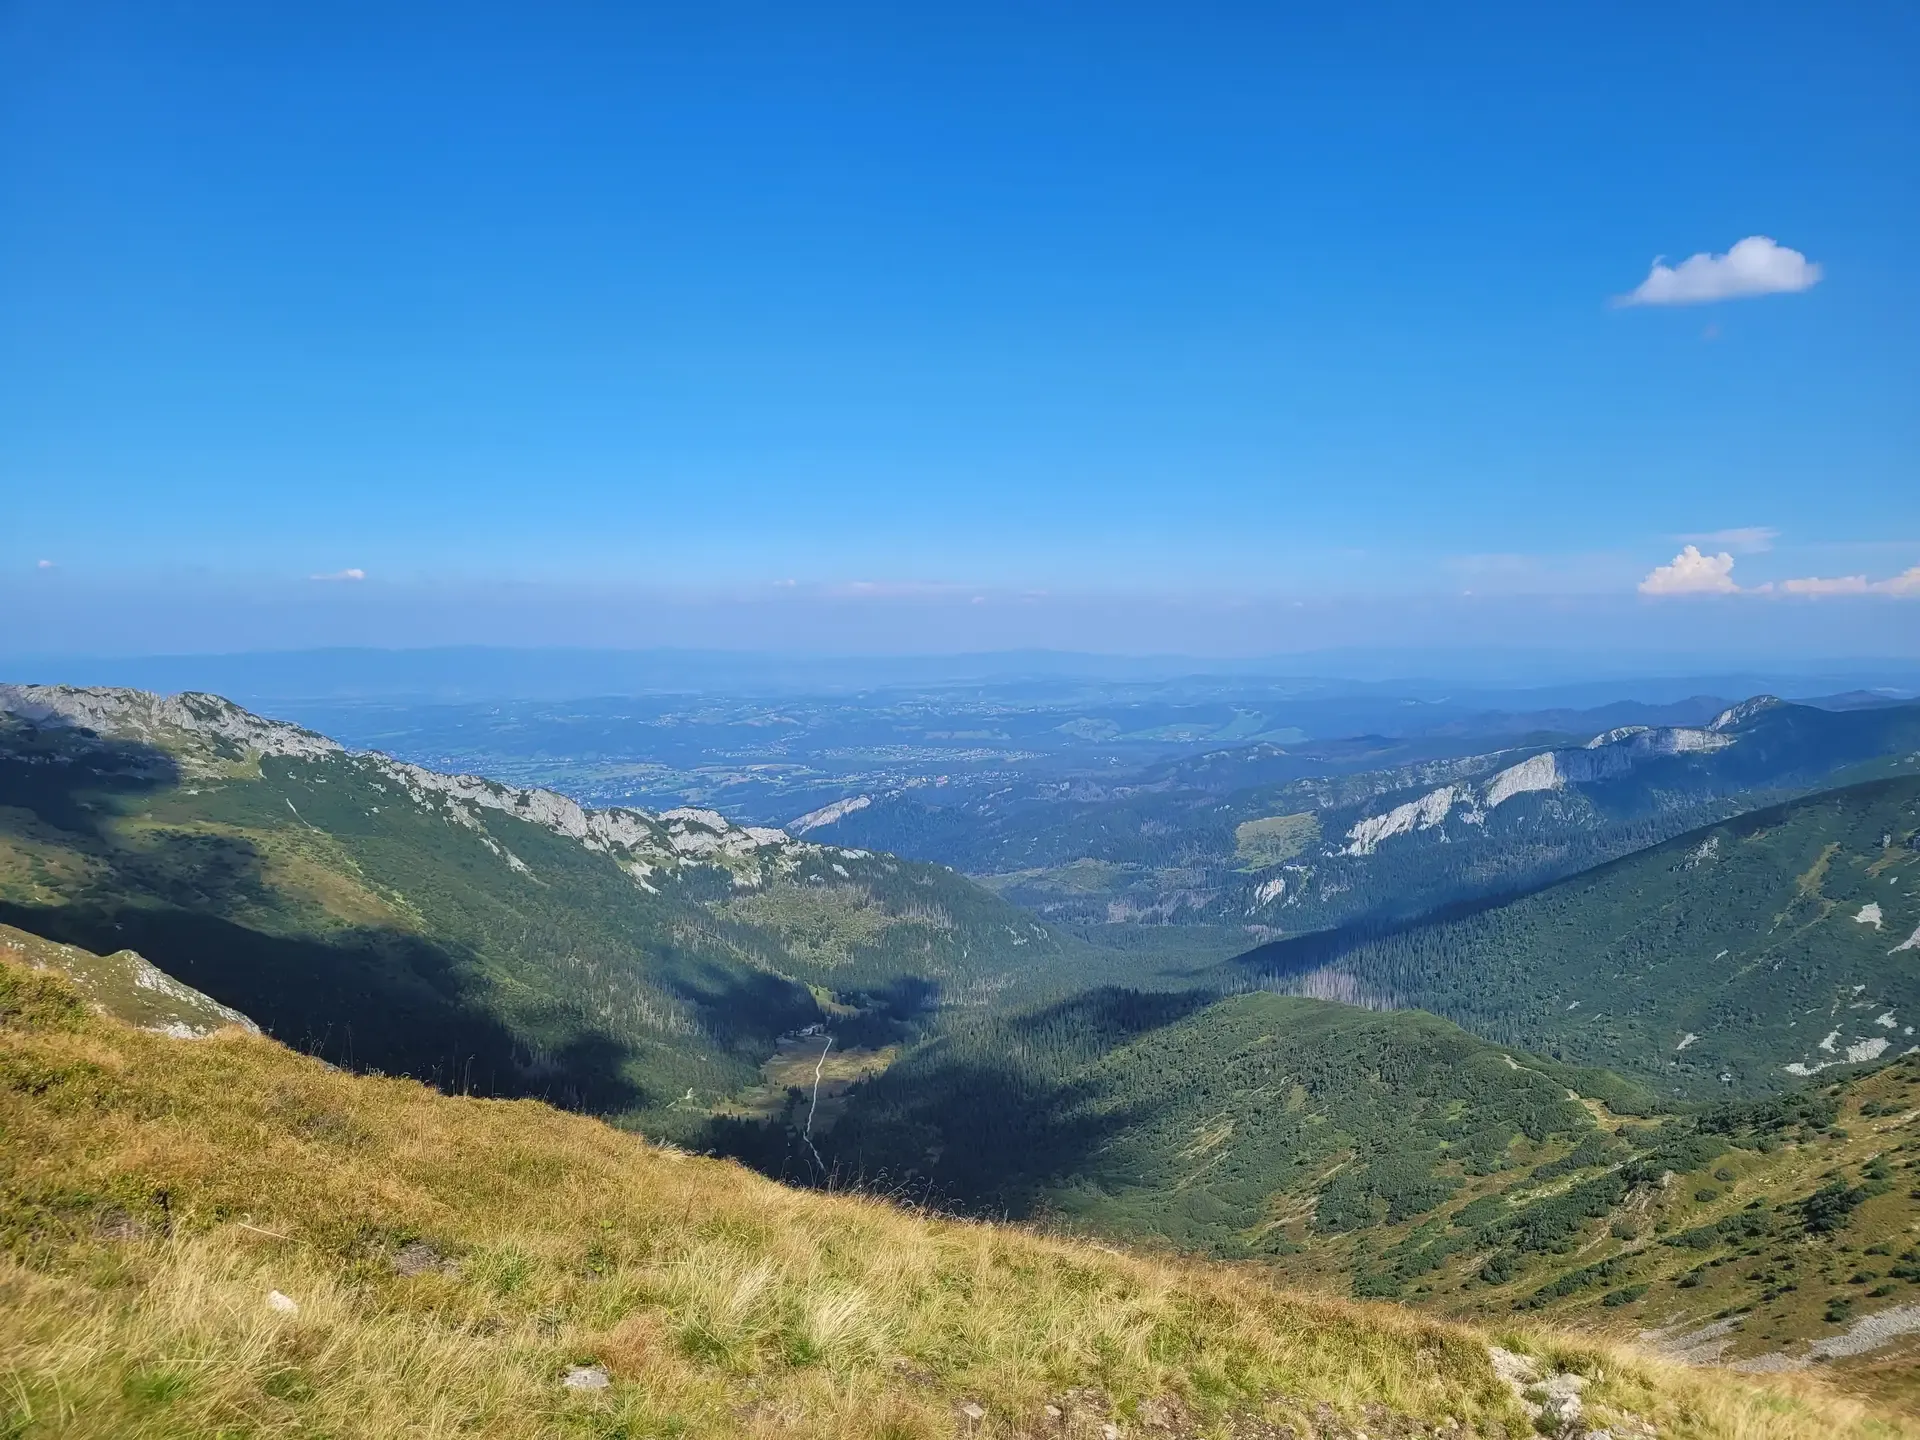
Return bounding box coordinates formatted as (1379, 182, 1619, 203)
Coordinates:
(1680, 526, 1777, 553)
(1777, 566, 1920, 598)
(1884, 567, 1920, 596)
(1640, 536, 1918, 600)
(1617, 236, 1821, 307)
(1778, 573, 1869, 596)
(35, 559, 54, 570)
(1639, 545, 1740, 596)
(310, 568, 366, 582)
(825, 580, 964, 598)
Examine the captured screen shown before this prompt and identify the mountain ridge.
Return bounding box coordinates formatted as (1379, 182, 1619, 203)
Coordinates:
(0, 683, 1103, 1127)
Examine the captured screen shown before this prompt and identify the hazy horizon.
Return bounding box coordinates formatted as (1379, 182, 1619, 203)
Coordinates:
(8, 641, 1919, 706)
(4, 2, 1915, 663)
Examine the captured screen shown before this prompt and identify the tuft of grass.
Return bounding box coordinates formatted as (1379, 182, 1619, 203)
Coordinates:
(0, 952, 1909, 1439)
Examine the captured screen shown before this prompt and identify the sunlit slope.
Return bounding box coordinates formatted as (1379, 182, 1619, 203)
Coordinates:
(733, 987, 1920, 1404)
(0, 947, 1899, 1440)
(1225, 1050, 1920, 1404)
(1237, 775, 1920, 1096)
(0, 685, 1099, 1126)
(0, 919, 256, 1037)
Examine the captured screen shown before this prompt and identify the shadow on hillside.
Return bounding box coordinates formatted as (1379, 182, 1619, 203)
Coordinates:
(0, 898, 651, 1113)
(0, 717, 182, 836)
(1219, 879, 1562, 992)
(0, 721, 651, 1113)
(664, 954, 822, 1048)
(702, 985, 1218, 1218)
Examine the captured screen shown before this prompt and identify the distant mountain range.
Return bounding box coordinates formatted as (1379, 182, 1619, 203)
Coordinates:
(18, 643, 1919, 701)
(805, 695, 1920, 940)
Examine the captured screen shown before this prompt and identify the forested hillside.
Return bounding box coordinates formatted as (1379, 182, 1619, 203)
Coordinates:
(1236, 775, 1920, 1096)
(725, 991, 1650, 1247)
(0, 685, 1106, 1128)
(714, 980, 1920, 1388)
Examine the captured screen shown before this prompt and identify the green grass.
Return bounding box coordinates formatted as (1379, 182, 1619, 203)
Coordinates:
(1, 944, 1904, 1439)
(1233, 813, 1321, 869)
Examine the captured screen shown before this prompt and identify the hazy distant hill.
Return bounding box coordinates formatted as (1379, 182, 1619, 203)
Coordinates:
(809, 696, 1920, 940)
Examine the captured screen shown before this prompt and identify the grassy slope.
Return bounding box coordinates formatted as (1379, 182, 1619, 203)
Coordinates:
(0, 920, 254, 1037)
(0, 949, 1901, 1440)
(1235, 775, 1920, 1097)
(781, 985, 1920, 1403)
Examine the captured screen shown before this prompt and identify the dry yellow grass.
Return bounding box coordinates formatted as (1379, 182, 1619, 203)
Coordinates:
(0, 951, 1909, 1439)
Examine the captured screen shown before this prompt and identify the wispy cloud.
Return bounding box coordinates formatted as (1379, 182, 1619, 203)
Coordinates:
(1616, 236, 1821, 307)
(35, 559, 54, 570)
(1639, 545, 1740, 595)
(309, 568, 367, 582)
(1679, 526, 1777, 554)
(1641, 543, 1920, 599)
(821, 579, 971, 599)
(1777, 567, 1920, 598)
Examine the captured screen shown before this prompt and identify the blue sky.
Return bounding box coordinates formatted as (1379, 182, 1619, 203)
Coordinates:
(2, 1, 1916, 657)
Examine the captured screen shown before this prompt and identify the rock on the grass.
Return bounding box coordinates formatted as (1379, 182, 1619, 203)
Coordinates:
(563, 1365, 611, 1390)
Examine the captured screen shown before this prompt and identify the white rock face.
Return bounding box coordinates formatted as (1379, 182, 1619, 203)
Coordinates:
(360, 756, 803, 883)
(1482, 751, 1562, 807)
(1683, 836, 1722, 867)
(1711, 695, 1783, 731)
(3, 928, 260, 1038)
(1252, 876, 1287, 907)
(1341, 719, 1742, 852)
(127, 953, 261, 1035)
(1786, 1033, 1893, 1075)
(1344, 786, 1459, 855)
(788, 794, 873, 833)
(1480, 724, 1730, 811)
(1855, 903, 1885, 929)
(0, 684, 341, 763)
